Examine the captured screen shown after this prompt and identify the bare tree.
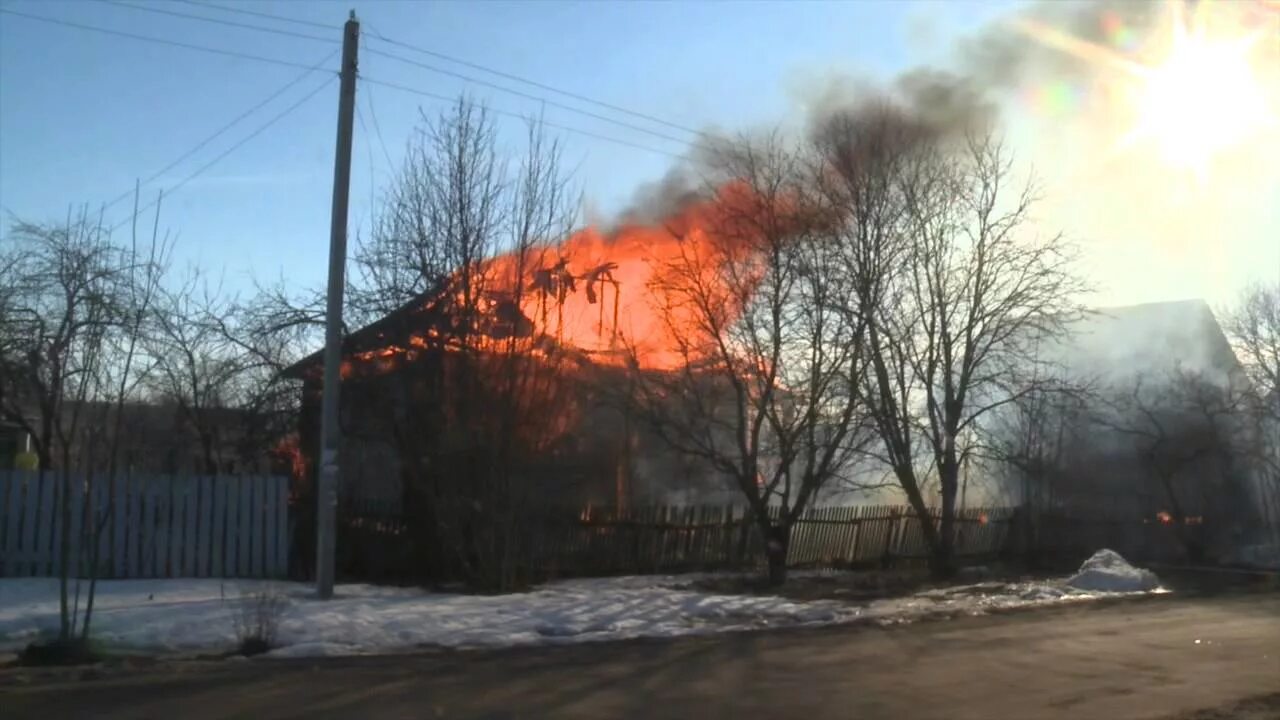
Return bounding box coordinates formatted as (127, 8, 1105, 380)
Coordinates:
(144, 267, 303, 477)
(349, 99, 581, 590)
(202, 280, 324, 483)
(75, 196, 171, 645)
(147, 271, 244, 474)
(353, 99, 507, 326)
(627, 132, 875, 585)
(817, 105, 1087, 576)
(1097, 369, 1257, 559)
(979, 379, 1094, 560)
(1220, 282, 1280, 540)
(0, 196, 169, 655)
(4, 210, 123, 651)
(985, 387, 1076, 507)
(1222, 282, 1280, 399)
(0, 210, 123, 472)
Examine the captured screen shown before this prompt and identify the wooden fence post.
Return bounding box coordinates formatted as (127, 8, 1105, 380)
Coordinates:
(34, 473, 56, 577)
(849, 506, 864, 565)
(881, 507, 900, 569)
(0, 472, 16, 576)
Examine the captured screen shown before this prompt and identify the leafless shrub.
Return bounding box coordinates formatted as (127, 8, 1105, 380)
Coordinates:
(222, 584, 289, 656)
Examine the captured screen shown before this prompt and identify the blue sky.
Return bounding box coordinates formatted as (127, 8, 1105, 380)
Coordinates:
(0, 0, 1016, 296)
(3, 1, 1276, 310)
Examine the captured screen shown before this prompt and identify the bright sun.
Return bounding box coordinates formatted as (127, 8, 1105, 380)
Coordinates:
(1134, 28, 1268, 172)
(1012, 0, 1274, 177)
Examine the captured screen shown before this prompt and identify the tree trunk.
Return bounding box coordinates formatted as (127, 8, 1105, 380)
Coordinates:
(933, 461, 959, 579)
(58, 471, 72, 639)
(764, 523, 790, 586)
(38, 416, 54, 471)
(897, 471, 942, 569)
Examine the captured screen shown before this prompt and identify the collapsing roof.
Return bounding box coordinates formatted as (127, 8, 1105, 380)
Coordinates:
(282, 271, 574, 381)
(282, 285, 450, 381)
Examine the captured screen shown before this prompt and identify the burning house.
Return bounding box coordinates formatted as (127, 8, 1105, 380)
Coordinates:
(281, 188, 773, 512)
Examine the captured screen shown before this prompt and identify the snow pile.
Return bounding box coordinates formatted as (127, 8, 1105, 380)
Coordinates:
(1066, 549, 1160, 592)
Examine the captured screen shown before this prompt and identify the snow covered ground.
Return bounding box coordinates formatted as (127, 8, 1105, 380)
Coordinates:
(0, 555, 1167, 659)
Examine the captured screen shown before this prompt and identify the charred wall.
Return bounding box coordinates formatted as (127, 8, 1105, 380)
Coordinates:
(296, 349, 735, 511)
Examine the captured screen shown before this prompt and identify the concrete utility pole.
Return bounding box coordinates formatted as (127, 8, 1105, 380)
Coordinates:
(316, 10, 359, 599)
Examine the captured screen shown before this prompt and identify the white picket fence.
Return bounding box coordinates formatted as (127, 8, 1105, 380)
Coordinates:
(0, 471, 289, 579)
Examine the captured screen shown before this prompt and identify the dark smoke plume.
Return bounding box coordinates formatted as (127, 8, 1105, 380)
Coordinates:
(616, 164, 701, 226)
(803, 0, 1170, 138)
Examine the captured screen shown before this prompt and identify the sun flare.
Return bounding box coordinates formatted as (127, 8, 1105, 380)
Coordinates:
(1012, 0, 1275, 177)
(1133, 29, 1268, 173)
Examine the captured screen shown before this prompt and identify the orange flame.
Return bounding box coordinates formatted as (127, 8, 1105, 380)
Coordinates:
(480, 181, 775, 370)
(270, 433, 308, 498)
(343, 180, 792, 377)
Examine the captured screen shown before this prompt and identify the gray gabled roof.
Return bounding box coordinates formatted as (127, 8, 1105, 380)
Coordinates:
(1050, 298, 1242, 387)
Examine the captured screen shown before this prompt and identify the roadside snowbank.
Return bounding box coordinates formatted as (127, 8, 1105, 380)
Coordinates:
(0, 576, 847, 657)
(0, 569, 1164, 659)
(1066, 549, 1161, 592)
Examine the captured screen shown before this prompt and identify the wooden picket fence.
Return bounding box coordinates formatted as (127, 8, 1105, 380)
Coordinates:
(547, 504, 1015, 574)
(332, 500, 1016, 581)
(0, 471, 289, 579)
(1026, 507, 1196, 566)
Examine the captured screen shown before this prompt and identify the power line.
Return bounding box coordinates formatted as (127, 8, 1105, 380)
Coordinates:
(354, 96, 380, 212)
(102, 0, 338, 44)
(173, 0, 335, 32)
(170, 5, 715, 146)
(361, 76, 684, 160)
(0, 7, 323, 72)
(101, 49, 339, 215)
(361, 26, 709, 140)
(109, 75, 337, 233)
(365, 47, 694, 147)
(363, 83, 396, 176)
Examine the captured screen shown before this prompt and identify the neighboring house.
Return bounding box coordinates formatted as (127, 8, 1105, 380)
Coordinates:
(997, 299, 1263, 543)
(1048, 299, 1247, 391)
(283, 289, 737, 511)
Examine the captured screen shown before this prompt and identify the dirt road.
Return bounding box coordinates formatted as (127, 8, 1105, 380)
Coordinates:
(4, 594, 1278, 719)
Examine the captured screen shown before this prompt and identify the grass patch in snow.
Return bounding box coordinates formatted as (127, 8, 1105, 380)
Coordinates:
(17, 634, 103, 667)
